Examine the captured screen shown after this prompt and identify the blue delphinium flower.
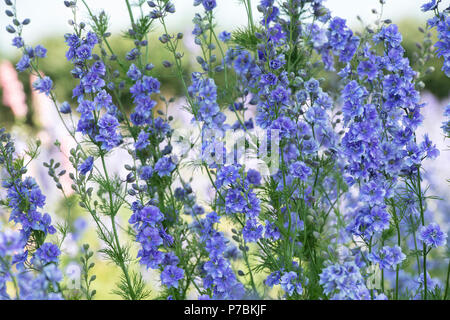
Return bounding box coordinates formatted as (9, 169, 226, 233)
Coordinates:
(216, 165, 240, 188)
(246, 169, 261, 186)
(265, 271, 282, 288)
(31, 243, 61, 266)
(161, 265, 184, 289)
(139, 165, 154, 180)
(418, 223, 447, 248)
(59, 101, 72, 114)
(423, 3, 450, 142)
(264, 221, 281, 240)
(341, 80, 367, 123)
(219, 30, 231, 42)
(304, 78, 319, 93)
(368, 245, 406, 270)
(5, 177, 56, 241)
(360, 181, 387, 205)
(4, 0, 450, 301)
(413, 272, 442, 295)
(65, 31, 125, 153)
(289, 161, 312, 181)
(327, 17, 360, 64)
(270, 86, 290, 105)
(127, 63, 142, 81)
(12, 36, 24, 48)
(428, 13, 450, 77)
(270, 116, 296, 139)
(224, 188, 246, 214)
(0, 135, 61, 275)
(9, 21, 51, 74)
(126, 47, 141, 61)
(280, 271, 303, 296)
(188, 73, 226, 128)
(154, 156, 176, 177)
(357, 59, 378, 80)
(16, 54, 31, 72)
(373, 24, 403, 48)
(421, 0, 438, 12)
(242, 219, 264, 243)
(17, 265, 63, 300)
(420, 134, 440, 159)
(81, 67, 106, 93)
(319, 261, 370, 300)
(32, 77, 53, 96)
(34, 45, 48, 58)
(129, 75, 160, 126)
(78, 156, 94, 175)
(202, 0, 217, 12)
(205, 233, 227, 259)
(95, 114, 122, 150)
(129, 202, 185, 289)
(0, 227, 63, 300)
(198, 212, 245, 299)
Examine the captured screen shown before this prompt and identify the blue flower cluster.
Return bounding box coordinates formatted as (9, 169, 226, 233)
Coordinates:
(129, 66, 160, 127)
(266, 269, 304, 298)
(65, 32, 122, 149)
(424, 4, 450, 76)
(197, 212, 245, 299)
(335, 23, 439, 242)
(443, 104, 450, 137)
(1, 0, 448, 301)
(0, 228, 63, 300)
(129, 202, 184, 289)
(0, 132, 56, 245)
(188, 72, 226, 129)
(319, 262, 370, 300)
(5, 177, 56, 241)
(423, 2, 450, 139)
(368, 245, 406, 270)
(216, 165, 262, 243)
(4, 2, 53, 98)
(418, 223, 447, 248)
(0, 129, 62, 300)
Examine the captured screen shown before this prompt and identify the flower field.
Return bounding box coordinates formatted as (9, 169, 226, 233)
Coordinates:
(0, 0, 449, 301)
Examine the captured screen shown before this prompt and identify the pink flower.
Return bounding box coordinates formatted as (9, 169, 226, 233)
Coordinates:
(0, 60, 27, 118)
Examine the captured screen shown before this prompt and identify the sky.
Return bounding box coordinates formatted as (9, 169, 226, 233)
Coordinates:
(0, 0, 436, 58)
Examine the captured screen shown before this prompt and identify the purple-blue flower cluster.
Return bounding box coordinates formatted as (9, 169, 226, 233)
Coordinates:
(129, 202, 184, 289)
(425, 4, 450, 76)
(65, 32, 122, 150)
(319, 262, 370, 300)
(197, 212, 245, 299)
(1, 0, 449, 301)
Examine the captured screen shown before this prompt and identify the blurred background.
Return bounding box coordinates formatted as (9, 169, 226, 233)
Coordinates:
(0, 0, 449, 299)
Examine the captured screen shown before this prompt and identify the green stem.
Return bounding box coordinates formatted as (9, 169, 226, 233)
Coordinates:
(125, 0, 135, 26)
(391, 200, 401, 300)
(100, 153, 136, 300)
(242, 236, 258, 295)
(444, 259, 450, 300)
(416, 169, 427, 299)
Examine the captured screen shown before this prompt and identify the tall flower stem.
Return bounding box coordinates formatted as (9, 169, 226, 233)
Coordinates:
(444, 259, 450, 300)
(416, 168, 427, 299)
(390, 199, 401, 300)
(99, 152, 136, 300)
